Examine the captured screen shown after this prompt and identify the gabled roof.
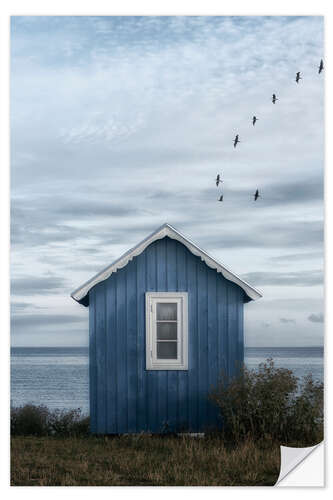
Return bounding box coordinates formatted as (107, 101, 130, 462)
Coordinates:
(71, 223, 262, 305)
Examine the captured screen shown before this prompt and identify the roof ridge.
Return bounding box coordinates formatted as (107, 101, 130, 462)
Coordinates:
(71, 224, 262, 305)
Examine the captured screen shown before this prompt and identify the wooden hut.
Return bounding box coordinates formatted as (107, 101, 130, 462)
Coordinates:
(71, 223, 261, 434)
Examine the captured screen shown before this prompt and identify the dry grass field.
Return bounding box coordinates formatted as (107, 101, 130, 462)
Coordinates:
(11, 434, 281, 486)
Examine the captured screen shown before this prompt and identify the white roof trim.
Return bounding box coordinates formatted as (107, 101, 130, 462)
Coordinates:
(71, 223, 262, 304)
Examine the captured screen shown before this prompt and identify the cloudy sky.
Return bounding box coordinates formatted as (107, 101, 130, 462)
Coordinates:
(10, 16, 324, 347)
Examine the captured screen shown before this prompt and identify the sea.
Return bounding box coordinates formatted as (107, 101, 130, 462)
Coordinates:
(10, 346, 324, 415)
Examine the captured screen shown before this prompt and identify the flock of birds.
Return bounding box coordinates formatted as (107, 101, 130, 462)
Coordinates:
(215, 58, 324, 203)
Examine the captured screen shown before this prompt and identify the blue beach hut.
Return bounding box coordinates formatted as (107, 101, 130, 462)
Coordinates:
(71, 223, 262, 434)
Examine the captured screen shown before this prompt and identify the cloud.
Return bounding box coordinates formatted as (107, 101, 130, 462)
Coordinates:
(308, 313, 324, 323)
(200, 176, 323, 209)
(11, 198, 145, 247)
(10, 16, 324, 346)
(270, 251, 323, 263)
(280, 318, 296, 324)
(11, 276, 68, 296)
(11, 302, 34, 313)
(241, 269, 323, 287)
(11, 314, 85, 327)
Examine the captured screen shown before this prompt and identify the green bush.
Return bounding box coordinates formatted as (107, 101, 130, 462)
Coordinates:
(11, 405, 90, 437)
(209, 358, 323, 445)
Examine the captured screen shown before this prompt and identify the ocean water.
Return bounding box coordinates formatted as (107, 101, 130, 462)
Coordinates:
(10, 346, 323, 414)
(245, 347, 324, 385)
(11, 347, 89, 414)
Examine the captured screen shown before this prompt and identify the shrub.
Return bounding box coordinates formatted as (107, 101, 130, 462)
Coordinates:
(11, 404, 50, 436)
(11, 404, 90, 437)
(49, 408, 90, 437)
(287, 373, 324, 443)
(209, 359, 323, 445)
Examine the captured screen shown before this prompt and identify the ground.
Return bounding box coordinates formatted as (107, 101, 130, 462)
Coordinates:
(11, 435, 281, 486)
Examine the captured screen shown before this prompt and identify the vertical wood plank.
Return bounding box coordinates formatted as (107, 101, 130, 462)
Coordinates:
(116, 268, 127, 432)
(187, 252, 198, 431)
(166, 238, 178, 431)
(237, 290, 245, 372)
(136, 252, 147, 432)
(89, 289, 97, 433)
(146, 242, 158, 432)
(197, 262, 208, 431)
(156, 238, 167, 432)
(95, 283, 107, 433)
(106, 276, 117, 433)
(217, 277, 228, 381)
(228, 285, 237, 378)
(126, 260, 137, 432)
(207, 268, 219, 429)
(177, 242, 188, 431)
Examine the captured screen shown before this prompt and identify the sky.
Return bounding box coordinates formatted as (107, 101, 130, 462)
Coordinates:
(10, 15, 324, 347)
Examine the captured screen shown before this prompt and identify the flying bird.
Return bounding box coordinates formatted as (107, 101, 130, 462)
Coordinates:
(253, 189, 260, 201)
(252, 116, 258, 126)
(319, 59, 324, 74)
(215, 174, 223, 186)
(296, 72, 301, 83)
(233, 134, 240, 148)
(218, 195, 223, 202)
(272, 94, 278, 104)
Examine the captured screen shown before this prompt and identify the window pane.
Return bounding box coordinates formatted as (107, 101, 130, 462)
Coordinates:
(156, 302, 177, 321)
(157, 342, 177, 359)
(157, 322, 177, 340)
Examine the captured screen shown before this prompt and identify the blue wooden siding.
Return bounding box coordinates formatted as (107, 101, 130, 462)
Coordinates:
(89, 236, 245, 434)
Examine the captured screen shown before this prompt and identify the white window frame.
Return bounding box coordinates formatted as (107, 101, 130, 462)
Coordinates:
(145, 292, 188, 370)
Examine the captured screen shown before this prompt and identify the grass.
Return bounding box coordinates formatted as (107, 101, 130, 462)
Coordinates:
(11, 434, 281, 486)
